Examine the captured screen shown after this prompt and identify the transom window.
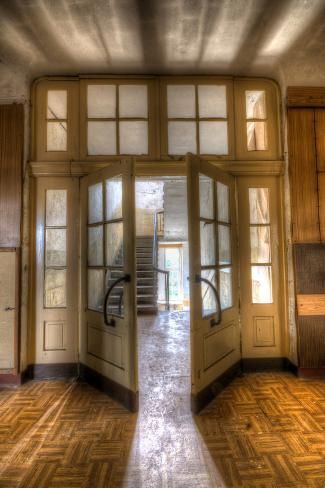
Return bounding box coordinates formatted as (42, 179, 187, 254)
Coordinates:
(245, 90, 268, 151)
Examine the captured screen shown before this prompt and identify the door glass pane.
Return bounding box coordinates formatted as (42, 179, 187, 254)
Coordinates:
(199, 121, 228, 155)
(46, 190, 67, 226)
(47, 122, 67, 151)
(218, 225, 231, 265)
(199, 174, 214, 219)
(44, 269, 66, 308)
(46, 229, 66, 267)
(167, 85, 195, 118)
(201, 269, 218, 317)
(247, 121, 268, 151)
(106, 222, 123, 266)
(88, 269, 104, 311)
(88, 226, 103, 266)
(119, 121, 148, 155)
(250, 226, 271, 263)
(105, 269, 125, 316)
(220, 267, 232, 309)
(246, 90, 266, 119)
(200, 221, 216, 266)
(119, 85, 148, 118)
(87, 84, 116, 118)
(88, 121, 116, 155)
(168, 122, 197, 155)
(47, 90, 67, 119)
(106, 176, 123, 220)
(198, 85, 227, 118)
(88, 183, 103, 224)
(249, 188, 270, 224)
(217, 182, 229, 223)
(251, 265, 273, 303)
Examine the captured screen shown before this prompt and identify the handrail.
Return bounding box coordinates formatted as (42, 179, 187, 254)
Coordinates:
(195, 274, 222, 326)
(153, 210, 170, 311)
(104, 274, 131, 327)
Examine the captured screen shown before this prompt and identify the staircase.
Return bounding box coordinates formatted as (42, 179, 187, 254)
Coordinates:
(136, 236, 158, 314)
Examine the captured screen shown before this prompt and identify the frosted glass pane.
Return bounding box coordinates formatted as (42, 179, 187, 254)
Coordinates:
(168, 122, 197, 155)
(88, 269, 104, 311)
(88, 226, 103, 266)
(246, 90, 266, 119)
(44, 269, 66, 308)
(105, 269, 125, 316)
(217, 182, 229, 223)
(88, 183, 103, 224)
(201, 269, 219, 317)
(47, 90, 67, 119)
(119, 121, 148, 155)
(199, 121, 228, 155)
(250, 226, 271, 264)
(249, 188, 270, 224)
(167, 85, 195, 118)
(251, 266, 273, 303)
(46, 190, 67, 226)
(88, 121, 116, 155)
(247, 121, 268, 151)
(106, 222, 123, 266)
(47, 122, 67, 151)
(46, 229, 66, 267)
(119, 85, 148, 118)
(106, 176, 122, 220)
(200, 221, 216, 266)
(218, 225, 231, 265)
(199, 174, 214, 219)
(198, 85, 227, 118)
(87, 84, 116, 118)
(220, 268, 232, 309)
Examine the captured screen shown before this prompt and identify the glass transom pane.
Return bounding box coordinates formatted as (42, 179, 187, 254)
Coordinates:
(218, 225, 231, 265)
(88, 121, 116, 155)
(250, 226, 271, 264)
(246, 90, 266, 119)
(249, 188, 270, 224)
(47, 122, 67, 151)
(200, 221, 216, 266)
(220, 267, 232, 309)
(167, 85, 195, 118)
(199, 121, 228, 155)
(201, 269, 219, 317)
(88, 183, 103, 224)
(47, 90, 67, 119)
(251, 265, 273, 303)
(87, 84, 116, 118)
(46, 190, 67, 227)
(247, 121, 268, 151)
(46, 229, 67, 267)
(119, 121, 148, 155)
(217, 182, 229, 223)
(88, 226, 103, 266)
(106, 222, 123, 267)
(44, 269, 66, 308)
(106, 176, 123, 220)
(198, 85, 227, 118)
(168, 121, 196, 155)
(199, 174, 214, 220)
(119, 85, 148, 118)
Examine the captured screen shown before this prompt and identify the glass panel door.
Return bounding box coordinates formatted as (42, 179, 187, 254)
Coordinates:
(80, 159, 138, 411)
(187, 154, 240, 412)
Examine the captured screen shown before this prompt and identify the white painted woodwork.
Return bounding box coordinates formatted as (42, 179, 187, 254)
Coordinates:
(0, 251, 16, 371)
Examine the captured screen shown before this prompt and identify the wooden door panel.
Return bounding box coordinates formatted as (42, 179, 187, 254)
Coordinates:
(0, 251, 17, 371)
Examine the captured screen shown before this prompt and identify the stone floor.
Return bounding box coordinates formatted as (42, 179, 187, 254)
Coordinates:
(0, 311, 324, 487)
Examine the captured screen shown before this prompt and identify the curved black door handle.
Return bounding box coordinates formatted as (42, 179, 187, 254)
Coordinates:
(195, 274, 222, 326)
(104, 274, 131, 327)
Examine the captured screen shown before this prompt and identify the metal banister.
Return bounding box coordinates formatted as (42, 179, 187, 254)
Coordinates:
(104, 274, 131, 327)
(195, 274, 222, 326)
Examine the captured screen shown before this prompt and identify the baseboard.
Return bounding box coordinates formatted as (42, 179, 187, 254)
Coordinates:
(298, 367, 325, 378)
(241, 357, 287, 372)
(79, 363, 138, 412)
(26, 363, 79, 380)
(0, 373, 22, 386)
(191, 361, 241, 414)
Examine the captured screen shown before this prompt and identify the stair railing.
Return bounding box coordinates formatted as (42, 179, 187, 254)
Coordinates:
(153, 210, 170, 311)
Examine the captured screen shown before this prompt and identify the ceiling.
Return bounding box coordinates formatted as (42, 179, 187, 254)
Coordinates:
(0, 0, 324, 95)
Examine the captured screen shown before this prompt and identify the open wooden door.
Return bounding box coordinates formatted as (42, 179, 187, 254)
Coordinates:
(80, 159, 138, 411)
(187, 154, 241, 413)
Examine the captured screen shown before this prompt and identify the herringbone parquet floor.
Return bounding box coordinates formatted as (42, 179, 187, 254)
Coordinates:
(0, 312, 324, 487)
